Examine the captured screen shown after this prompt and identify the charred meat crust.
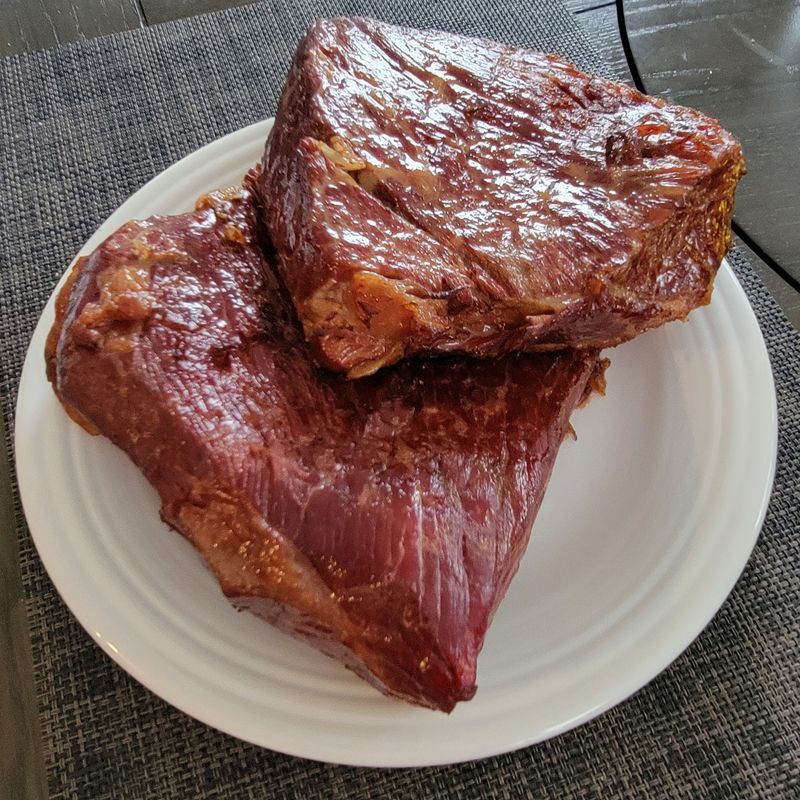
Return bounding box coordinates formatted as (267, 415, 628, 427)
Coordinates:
(257, 17, 744, 377)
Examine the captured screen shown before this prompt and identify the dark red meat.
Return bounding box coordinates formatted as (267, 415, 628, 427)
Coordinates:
(258, 17, 744, 377)
(46, 184, 604, 711)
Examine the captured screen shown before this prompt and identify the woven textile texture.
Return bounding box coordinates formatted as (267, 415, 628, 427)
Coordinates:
(1, 1, 798, 797)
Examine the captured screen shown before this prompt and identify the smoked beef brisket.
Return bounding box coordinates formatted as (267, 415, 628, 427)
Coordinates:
(258, 18, 744, 377)
(46, 184, 604, 711)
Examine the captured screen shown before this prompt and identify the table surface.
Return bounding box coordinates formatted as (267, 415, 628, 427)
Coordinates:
(624, 0, 800, 288)
(1, 2, 798, 798)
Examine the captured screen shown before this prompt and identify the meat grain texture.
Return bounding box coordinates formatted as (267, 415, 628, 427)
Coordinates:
(258, 17, 744, 377)
(47, 185, 604, 711)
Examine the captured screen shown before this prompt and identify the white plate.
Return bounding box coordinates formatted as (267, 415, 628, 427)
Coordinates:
(15, 120, 777, 768)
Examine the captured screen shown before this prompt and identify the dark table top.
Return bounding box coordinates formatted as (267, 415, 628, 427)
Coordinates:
(1, 2, 798, 798)
(623, 0, 800, 288)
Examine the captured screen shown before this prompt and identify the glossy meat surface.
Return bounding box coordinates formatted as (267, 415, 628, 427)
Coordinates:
(46, 185, 604, 711)
(259, 17, 744, 376)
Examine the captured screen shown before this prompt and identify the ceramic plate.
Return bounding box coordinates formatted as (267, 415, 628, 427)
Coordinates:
(15, 120, 777, 767)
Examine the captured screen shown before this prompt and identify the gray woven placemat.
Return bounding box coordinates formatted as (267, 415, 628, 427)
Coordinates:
(1, 1, 798, 797)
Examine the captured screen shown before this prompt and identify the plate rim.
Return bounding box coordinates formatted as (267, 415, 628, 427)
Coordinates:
(14, 119, 778, 767)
